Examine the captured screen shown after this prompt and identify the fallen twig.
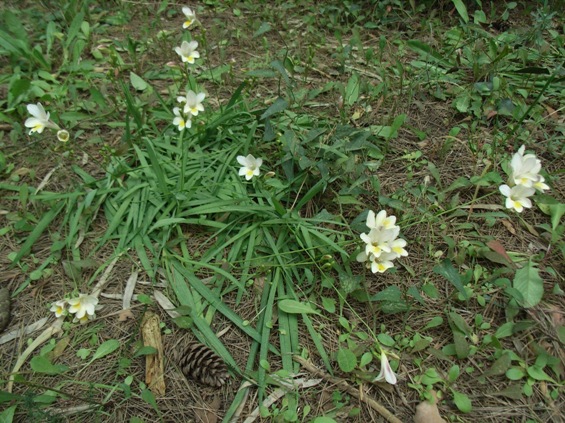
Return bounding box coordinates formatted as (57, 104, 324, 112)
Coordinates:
(293, 355, 403, 423)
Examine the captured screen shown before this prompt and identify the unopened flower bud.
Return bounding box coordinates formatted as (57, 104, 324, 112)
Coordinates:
(57, 129, 70, 142)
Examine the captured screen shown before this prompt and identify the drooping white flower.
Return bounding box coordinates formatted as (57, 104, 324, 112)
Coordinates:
(182, 7, 196, 28)
(178, 90, 205, 116)
(50, 300, 67, 318)
(67, 294, 98, 320)
(24, 103, 59, 135)
(366, 210, 397, 231)
(499, 184, 535, 213)
(373, 351, 397, 385)
(174, 40, 200, 64)
(509, 145, 542, 188)
(173, 107, 191, 131)
(237, 154, 263, 180)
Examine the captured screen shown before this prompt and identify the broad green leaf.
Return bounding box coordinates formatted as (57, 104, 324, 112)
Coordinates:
(91, 339, 120, 361)
(526, 366, 555, 382)
(433, 259, 468, 300)
(448, 365, 460, 382)
(505, 367, 525, 380)
(337, 348, 357, 373)
(451, 0, 469, 23)
(448, 312, 471, 336)
(452, 389, 472, 413)
(0, 405, 17, 423)
(345, 73, 360, 106)
(321, 297, 336, 313)
(359, 352, 373, 368)
(494, 322, 514, 338)
(278, 299, 320, 315)
(482, 353, 511, 378)
(423, 316, 443, 330)
(253, 22, 272, 38)
(130, 72, 150, 91)
(30, 355, 69, 375)
(134, 346, 158, 358)
(141, 388, 159, 412)
(311, 418, 338, 423)
(260, 97, 288, 120)
(407, 40, 454, 68)
(513, 261, 543, 308)
(453, 331, 469, 359)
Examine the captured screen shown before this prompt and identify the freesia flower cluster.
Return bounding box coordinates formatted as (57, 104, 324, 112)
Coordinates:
(24, 103, 69, 142)
(499, 145, 549, 213)
(172, 90, 206, 131)
(50, 293, 99, 324)
(356, 210, 408, 273)
(171, 7, 265, 181)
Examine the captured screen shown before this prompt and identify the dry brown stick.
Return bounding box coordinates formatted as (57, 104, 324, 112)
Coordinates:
(293, 355, 403, 423)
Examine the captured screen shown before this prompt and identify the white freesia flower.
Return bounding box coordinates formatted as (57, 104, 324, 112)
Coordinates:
(173, 107, 191, 131)
(510, 145, 542, 188)
(237, 154, 263, 180)
(360, 227, 397, 258)
(499, 184, 535, 213)
(67, 294, 99, 320)
(174, 40, 200, 64)
(182, 6, 196, 28)
(532, 174, 549, 192)
(50, 300, 67, 318)
(366, 210, 397, 231)
(24, 103, 59, 134)
(356, 209, 408, 274)
(73, 314, 94, 324)
(389, 237, 408, 258)
(373, 351, 397, 385)
(178, 90, 205, 116)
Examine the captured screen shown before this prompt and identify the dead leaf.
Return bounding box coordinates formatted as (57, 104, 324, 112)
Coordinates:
(194, 395, 221, 423)
(500, 219, 517, 235)
(486, 240, 513, 264)
(141, 312, 166, 396)
(118, 309, 135, 321)
(414, 400, 446, 423)
(48, 336, 70, 361)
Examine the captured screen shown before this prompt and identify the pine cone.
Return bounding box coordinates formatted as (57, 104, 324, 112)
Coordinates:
(177, 343, 229, 387)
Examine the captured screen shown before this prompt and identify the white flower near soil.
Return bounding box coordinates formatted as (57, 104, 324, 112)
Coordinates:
(237, 154, 263, 180)
(173, 107, 191, 131)
(174, 40, 200, 64)
(50, 300, 67, 318)
(366, 209, 397, 231)
(373, 351, 397, 385)
(24, 103, 59, 135)
(357, 209, 407, 274)
(182, 6, 196, 28)
(510, 145, 543, 188)
(360, 227, 398, 259)
(178, 90, 205, 116)
(532, 175, 549, 193)
(67, 294, 98, 320)
(499, 184, 535, 213)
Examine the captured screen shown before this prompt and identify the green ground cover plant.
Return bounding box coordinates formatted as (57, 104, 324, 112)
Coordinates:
(0, 0, 563, 422)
